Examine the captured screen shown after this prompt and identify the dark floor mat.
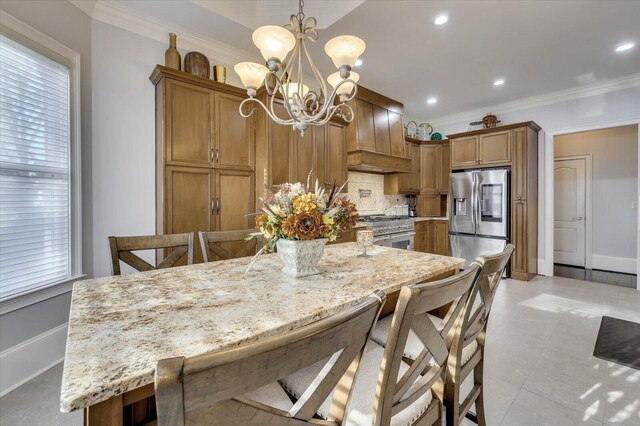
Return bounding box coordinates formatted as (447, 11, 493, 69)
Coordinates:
(593, 316, 640, 369)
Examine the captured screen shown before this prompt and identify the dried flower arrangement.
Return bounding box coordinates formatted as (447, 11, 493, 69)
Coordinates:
(246, 175, 358, 270)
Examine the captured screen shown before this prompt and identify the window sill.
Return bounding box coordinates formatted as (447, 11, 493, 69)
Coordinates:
(0, 275, 86, 315)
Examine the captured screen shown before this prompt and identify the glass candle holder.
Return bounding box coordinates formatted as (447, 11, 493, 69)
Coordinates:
(356, 230, 374, 257)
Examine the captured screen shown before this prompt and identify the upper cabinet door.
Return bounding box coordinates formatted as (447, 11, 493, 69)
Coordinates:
(372, 105, 391, 154)
(450, 136, 479, 168)
(215, 92, 254, 170)
(325, 121, 348, 191)
(355, 100, 376, 151)
(165, 80, 214, 166)
(420, 144, 440, 193)
(387, 111, 405, 157)
(479, 130, 510, 165)
(511, 127, 528, 201)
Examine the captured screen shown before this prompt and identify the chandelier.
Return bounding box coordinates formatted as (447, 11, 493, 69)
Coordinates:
(234, 0, 365, 135)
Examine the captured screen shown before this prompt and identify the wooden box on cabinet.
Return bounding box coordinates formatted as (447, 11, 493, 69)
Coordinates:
(151, 65, 256, 264)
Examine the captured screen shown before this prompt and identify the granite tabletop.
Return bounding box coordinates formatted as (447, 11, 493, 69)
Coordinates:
(60, 243, 464, 412)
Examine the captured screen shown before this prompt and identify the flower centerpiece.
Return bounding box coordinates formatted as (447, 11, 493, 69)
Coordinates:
(249, 178, 358, 277)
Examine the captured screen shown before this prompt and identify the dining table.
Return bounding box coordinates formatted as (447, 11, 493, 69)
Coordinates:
(60, 243, 465, 425)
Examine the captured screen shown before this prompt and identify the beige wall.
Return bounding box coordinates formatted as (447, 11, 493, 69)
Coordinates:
(554, 125, 638, 269)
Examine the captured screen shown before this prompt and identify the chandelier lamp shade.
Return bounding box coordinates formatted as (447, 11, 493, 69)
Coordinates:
(234, 0, 365, 135)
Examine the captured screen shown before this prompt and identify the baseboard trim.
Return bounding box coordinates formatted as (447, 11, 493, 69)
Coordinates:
(591, 255, 637, 275)
(0, 322, 68, 397)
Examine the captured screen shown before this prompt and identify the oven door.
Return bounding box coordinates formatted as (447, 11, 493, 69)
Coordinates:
(374, 232, 415, 250)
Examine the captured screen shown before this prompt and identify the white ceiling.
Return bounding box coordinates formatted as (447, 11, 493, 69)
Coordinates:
(105, 0, 640, 121)
(190, 0, 365, 30)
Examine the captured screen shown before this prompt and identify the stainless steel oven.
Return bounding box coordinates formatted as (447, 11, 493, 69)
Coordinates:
(374, 231, 415, 250)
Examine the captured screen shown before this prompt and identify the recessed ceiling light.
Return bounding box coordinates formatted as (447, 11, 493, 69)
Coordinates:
(355, 58, 363, 67)
(493, 79, 505, 86)
(427, 97, 437, 104)
(434, 15, 449, 26)
(615, 42, 635, 52)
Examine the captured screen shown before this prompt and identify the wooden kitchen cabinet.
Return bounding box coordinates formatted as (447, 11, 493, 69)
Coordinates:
(414, 219, 448, 255)
(447, 121, 540, 280)
(450, 130, 511, 168)
(324, 120, 348, 189)
(215, 92, 254, 170)
(420, 144, 440, 193)
(450, 136, 478, 168)
(151, 65, 256, 264)
(417, 193, 442, 217)
(164, 79, 214, 167)
(439, 142, 450, 193)
(164, 166, 213, 264)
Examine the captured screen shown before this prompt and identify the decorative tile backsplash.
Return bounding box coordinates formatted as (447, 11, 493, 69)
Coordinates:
(348, 171, 406, 215)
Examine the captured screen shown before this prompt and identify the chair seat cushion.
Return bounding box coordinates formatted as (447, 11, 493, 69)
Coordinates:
(370, 314, 478, 365)
(243, 381, 293, 412)
(280, 340, 434, 426)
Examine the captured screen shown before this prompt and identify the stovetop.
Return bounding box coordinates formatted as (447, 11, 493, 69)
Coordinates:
(359, 215, 415, 236)
(359, 215, 410, 223)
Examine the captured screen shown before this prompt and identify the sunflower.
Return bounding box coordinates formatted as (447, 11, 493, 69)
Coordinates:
(281, 211, 323, 240)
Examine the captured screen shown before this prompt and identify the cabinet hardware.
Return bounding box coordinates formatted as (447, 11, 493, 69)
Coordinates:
(211, 197, 215, 213)
(215, 149, 220, 163)
(210, 148, 215, 162)
(216, 198, 220, 214)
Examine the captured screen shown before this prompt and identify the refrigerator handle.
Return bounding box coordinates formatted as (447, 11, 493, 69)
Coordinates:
(473, 173, 479, 234)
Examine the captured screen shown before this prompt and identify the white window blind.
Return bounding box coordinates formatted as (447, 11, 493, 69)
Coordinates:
(0, 34, 71, 300)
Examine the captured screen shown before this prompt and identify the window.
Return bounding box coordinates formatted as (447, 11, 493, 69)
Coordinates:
(0, 29, 80, 301)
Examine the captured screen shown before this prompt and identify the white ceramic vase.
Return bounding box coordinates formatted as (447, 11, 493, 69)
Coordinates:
(276, 238, 328, 278)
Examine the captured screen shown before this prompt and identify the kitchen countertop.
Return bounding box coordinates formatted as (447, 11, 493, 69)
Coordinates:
(60, 244, 464, 412)
(414, 216, 449, 222)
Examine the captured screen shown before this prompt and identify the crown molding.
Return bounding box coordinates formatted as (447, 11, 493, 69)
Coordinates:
(430, 73, 640, 128)
(68, 0, 262, 66)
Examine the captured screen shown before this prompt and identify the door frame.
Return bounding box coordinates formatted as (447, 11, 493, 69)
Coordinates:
(543, 119, 640, 291)
(553, 154, 593, 269)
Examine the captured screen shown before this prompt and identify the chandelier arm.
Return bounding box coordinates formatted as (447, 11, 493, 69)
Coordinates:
(239, 97, 292, 126)
(301, 37, 328, 103)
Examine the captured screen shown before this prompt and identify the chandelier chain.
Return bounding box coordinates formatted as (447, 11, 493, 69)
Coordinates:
(297, 0, 305, 25)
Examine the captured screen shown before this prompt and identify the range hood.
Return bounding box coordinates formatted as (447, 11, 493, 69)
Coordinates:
(344, 85, 412, 174)
(347, 150, 411, 174)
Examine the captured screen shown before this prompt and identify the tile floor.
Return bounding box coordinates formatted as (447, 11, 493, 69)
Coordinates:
(1, 275, 639, 426)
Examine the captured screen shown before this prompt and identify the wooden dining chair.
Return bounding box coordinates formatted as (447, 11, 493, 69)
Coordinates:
(198, 229, 262, 262)
(280, 265, 481, 426)
(108, 233, 194, 276)
(154, 290, 386, 425)
(443, 244, 515, 426)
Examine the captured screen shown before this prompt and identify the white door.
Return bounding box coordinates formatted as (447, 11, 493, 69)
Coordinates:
(554, 158, 586, 266)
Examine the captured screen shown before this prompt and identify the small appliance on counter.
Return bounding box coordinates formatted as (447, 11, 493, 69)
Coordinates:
(406, 195, 417, 217)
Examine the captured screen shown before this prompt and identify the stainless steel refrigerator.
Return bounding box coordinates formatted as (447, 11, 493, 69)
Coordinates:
(449, 169, 510, 272)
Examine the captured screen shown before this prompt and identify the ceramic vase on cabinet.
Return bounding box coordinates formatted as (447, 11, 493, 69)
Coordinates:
(164, 33, 181, 70)
(276, 238, 328, 277)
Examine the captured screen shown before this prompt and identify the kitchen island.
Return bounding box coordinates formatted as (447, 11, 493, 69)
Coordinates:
(60, 243, 464, 425)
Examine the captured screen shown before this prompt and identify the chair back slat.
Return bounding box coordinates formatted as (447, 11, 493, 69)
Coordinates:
(199, 229, 262, 262)
(373, 265, 481, 426)
(155, 291, 386, 426)
(108, 233, 194, 276)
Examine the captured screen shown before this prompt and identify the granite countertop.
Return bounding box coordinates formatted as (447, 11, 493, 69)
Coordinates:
(60, 243, 464, 412)
(414, 216, 449, 222)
